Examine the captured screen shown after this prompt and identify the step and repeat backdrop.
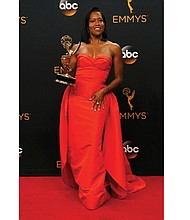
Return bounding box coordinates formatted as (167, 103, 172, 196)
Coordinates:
(19, 0, 163, 176)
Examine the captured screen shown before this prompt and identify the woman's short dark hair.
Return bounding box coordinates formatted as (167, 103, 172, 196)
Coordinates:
(81, 7, 108, 44)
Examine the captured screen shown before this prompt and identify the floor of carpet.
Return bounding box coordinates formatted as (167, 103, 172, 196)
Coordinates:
(19, 176, 163, 220)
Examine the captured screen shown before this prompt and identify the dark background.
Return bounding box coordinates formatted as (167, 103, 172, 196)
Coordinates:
(19, 0, 163, 176)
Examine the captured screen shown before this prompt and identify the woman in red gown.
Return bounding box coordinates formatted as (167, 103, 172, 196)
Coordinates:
(59, 7, 146, 210)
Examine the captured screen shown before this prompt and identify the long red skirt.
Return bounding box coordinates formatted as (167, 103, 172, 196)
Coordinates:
(59, 86, 146, 210)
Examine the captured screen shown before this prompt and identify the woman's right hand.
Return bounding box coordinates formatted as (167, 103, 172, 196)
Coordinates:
(61, 54, 71, 67)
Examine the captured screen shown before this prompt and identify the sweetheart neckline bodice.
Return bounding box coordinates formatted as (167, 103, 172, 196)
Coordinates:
(77, 53, 112, 63)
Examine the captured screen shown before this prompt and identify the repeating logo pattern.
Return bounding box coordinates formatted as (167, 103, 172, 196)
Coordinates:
(122, 88, 135, 111)
(122, 45, 139, 64)
(127, 0, 134, 14)
(19, 16, 28, 25)
(123, 141, 139, 159)
(112, 1, 148, 24)
(59, 0, 79, 16)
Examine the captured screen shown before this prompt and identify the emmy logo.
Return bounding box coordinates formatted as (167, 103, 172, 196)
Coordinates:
(123, 87, 135, 110)
(127, 0, 134, 13)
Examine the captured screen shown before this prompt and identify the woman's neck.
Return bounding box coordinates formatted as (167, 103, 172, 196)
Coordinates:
(89, 36, 103, 45)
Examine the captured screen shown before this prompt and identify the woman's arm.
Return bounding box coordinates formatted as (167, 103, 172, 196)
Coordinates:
(102, 43, 123, 94)
(90, 43, 123, 111)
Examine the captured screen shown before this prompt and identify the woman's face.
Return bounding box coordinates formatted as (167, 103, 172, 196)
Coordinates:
(88, 11, 105, 37)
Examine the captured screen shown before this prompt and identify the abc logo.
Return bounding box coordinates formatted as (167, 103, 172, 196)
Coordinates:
(123, 141, 139, 159)
(122, 45, 139, 64)
(19, 147, 23, 158)
(59, 0, 78, 16)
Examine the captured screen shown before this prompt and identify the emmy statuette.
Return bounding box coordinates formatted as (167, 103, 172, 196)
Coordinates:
(55, 35, 80, 86)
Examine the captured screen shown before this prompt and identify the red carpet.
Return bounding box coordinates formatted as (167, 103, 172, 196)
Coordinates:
(19, 176, 163, 220)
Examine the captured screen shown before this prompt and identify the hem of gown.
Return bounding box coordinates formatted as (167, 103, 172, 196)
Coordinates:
(61, 165, 146, 208)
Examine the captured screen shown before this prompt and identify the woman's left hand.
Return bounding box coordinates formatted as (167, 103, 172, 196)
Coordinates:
(89, 89, 106, 111)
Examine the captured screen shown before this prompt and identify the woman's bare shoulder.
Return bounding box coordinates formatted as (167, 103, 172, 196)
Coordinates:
(72, 42, 83, 50)
(106, 40, 121, 51)
(106, 40, 122, 55)
(72, 42, 86, 54)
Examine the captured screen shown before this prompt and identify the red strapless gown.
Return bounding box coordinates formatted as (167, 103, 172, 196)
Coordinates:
(59, 54, 146, 210)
